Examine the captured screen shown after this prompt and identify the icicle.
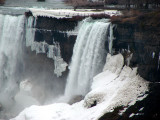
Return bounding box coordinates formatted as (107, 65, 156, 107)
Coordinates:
(25, 17, 68, 77)
(126, 53, 133, 66)
(152, 52, 155, 59)
(108, 24, 114, 54)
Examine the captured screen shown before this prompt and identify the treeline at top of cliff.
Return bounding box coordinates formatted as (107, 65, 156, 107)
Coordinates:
(65, 0, 160, 9)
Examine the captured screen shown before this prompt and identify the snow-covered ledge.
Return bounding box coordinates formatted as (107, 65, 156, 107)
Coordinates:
(29, 8, 121, 19)
(11, 53, 149, 120)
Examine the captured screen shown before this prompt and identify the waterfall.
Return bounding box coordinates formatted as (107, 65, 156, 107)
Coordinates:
(65, 18, 112, 98)
(0, 14, 25, 113)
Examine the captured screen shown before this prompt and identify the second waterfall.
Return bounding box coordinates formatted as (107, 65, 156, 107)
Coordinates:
(65, 18, 113, 99)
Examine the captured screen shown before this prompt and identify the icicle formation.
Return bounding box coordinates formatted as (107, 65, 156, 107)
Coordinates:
(0, 14, 25, 113)
(65, 18, 111, 98)
(26, 16, 67, 77)
(108, 23, 114, 54)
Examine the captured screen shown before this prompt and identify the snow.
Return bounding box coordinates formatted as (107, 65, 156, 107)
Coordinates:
(12, 53, 149, 120)
(29, 8, 121, 19)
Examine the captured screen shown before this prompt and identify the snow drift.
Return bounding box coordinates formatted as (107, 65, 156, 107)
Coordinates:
(11, 53, 149, 120)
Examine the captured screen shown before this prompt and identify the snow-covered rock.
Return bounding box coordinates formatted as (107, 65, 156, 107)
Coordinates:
(29, 8, 121, 19)
(11, 53, 149, 120)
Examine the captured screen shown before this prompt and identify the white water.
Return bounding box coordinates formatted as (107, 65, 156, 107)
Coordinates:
(0, 14, 25, 117)
(65, 18, 111, 98)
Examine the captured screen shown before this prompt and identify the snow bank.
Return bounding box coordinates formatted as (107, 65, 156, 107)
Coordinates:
(29, 8, 121, 19)
(11, 54, 149, 120)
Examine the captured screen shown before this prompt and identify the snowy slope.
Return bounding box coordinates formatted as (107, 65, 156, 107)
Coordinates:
(11, 54, 149, 120)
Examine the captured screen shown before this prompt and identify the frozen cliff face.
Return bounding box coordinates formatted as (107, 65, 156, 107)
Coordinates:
(12, 53, 149, 120)
(26, 16, 68, 77)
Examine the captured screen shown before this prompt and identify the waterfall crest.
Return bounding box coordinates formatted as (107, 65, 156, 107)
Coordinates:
(65, 18, 111, 98)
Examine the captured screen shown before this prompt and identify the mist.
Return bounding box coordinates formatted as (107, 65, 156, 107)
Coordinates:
(0, 14, 67, 119)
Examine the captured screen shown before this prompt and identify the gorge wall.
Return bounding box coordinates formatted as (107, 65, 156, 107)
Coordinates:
(112, 12, 160, 82)
(99, 10, 160, 120)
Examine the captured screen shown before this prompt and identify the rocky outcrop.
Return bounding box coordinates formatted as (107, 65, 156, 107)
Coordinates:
(112, 10, 160, 82)
(98, 10, 160, 120)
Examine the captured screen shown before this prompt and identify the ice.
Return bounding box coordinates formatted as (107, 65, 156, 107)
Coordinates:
(25, 17, 68, 77)
(12, 53, 149, 120)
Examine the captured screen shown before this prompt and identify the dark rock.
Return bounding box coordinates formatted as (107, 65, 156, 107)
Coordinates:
(99, 83, 160, 120)
(0, 0, 4, 4)
(37, 0, 45, 2)
(113, 11, 160, 82)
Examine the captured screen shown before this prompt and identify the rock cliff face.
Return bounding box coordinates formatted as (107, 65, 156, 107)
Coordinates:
(33, 16, 78, 63)
(100, 10, 160, 120)
(112, 10, 160, 82)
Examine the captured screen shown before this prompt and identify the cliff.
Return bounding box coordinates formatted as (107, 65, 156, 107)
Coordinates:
(112, 10, 160, 82)
(99, 9, 160, 120)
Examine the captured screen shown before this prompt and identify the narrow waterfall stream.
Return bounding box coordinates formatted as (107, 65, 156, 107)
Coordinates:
(65, 18, 112, 99)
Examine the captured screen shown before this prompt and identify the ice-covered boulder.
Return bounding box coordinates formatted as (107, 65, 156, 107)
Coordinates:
(12, 53, 149, 120)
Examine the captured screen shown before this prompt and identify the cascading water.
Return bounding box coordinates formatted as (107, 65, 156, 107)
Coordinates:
(0, 14, 25, 117)
(65, 18, 113, 99)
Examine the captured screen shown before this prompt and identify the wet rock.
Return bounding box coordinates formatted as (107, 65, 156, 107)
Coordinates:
(113, 12, 160, 82)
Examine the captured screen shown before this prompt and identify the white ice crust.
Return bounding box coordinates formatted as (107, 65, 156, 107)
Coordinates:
(12, 53, 149, 120)
(29, 8, 121, 19)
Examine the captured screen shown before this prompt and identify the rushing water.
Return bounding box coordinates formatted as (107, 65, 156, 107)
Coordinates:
(0, 14, 25, 117)
(64, 18, 112, 98)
